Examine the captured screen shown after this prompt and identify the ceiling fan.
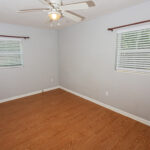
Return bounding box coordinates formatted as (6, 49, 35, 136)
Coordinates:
(17, 0, 95, 23)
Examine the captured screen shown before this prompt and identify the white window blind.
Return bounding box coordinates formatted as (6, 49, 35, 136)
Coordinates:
(0, 39, 23, 67)
(116, 26, 150, 72)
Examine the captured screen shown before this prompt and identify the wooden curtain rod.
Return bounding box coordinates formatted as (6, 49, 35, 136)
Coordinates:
(0, 35, 29, 39)
(108, 20, 150, 31)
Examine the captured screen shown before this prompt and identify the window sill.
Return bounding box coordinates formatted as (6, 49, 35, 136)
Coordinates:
(0, 65, 24, 69)
(116, 68, 150, 75)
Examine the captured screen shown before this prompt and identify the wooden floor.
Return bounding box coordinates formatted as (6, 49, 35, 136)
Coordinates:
(0, 89, 150, 150)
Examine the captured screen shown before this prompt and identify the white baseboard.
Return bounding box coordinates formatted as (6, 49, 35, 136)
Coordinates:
(43, 86, 60, 92)
(1, 85, 150, 126)
(59, 86, 150, 127)
(0, 86, 60, 104)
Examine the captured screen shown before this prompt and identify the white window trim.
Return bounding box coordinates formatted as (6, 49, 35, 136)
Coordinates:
(0, 37, 24, 69)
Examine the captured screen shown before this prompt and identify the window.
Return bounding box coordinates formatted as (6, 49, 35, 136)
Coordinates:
(0, 38, 23, 67)
(116, 26, 150, 72)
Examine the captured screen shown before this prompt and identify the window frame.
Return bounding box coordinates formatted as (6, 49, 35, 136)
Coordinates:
(115, 25, 150, 73)
(0, 37, 24, 69)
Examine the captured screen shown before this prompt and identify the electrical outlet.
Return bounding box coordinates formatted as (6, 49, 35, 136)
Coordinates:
(105, 91, 109, 96)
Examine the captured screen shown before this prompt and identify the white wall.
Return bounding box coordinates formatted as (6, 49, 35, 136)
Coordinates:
(0, 23, 59, 100)
(59, 1, 150, 120)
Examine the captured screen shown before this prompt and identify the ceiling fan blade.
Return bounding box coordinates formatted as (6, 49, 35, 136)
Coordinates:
(61, 1, 95, 11)
(63, 11, 84, 22)
(39, 0, 54, 8)
(17, 8, 49, 13)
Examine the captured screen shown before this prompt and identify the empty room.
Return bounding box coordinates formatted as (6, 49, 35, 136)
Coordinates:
(0, 0, 150, 149)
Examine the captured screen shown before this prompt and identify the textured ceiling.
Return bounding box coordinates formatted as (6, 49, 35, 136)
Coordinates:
(0, 0, 148, 29)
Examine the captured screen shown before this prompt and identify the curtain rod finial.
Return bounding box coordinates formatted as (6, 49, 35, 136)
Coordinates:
(108, 28, 113, 31)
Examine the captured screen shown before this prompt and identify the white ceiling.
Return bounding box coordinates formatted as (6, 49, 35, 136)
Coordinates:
(0, 0, 148, 29)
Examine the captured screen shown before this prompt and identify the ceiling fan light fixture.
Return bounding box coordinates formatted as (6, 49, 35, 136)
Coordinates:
(48, 11, 61, 21)
(17, 0, 96, 25)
